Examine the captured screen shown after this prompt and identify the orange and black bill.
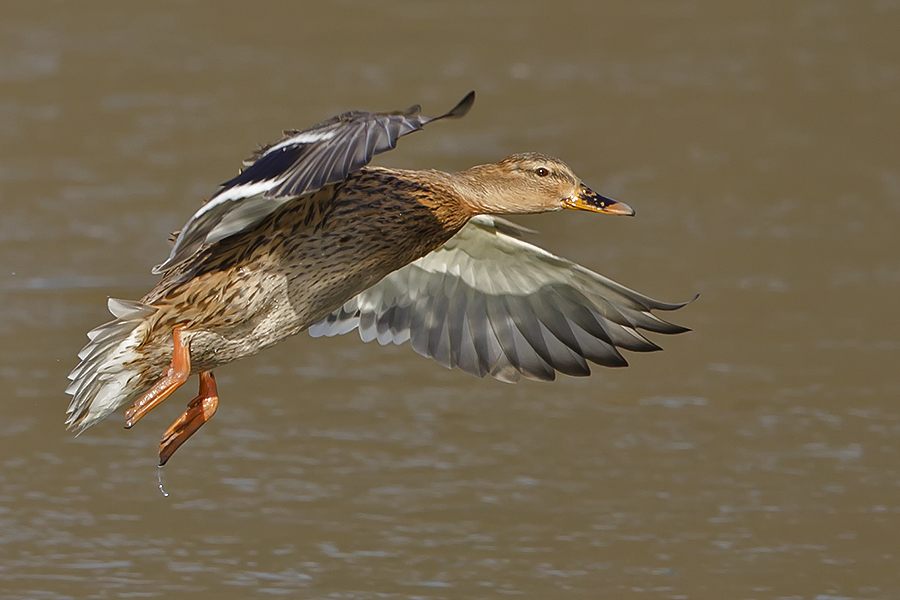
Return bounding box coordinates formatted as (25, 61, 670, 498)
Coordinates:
(565, 184, 635, 216)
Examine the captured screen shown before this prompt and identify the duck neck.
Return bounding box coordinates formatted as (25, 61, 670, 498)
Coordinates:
(449, 164, 556, 216)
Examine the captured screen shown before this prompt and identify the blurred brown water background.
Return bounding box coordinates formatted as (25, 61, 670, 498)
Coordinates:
(1, 1, 898, 598)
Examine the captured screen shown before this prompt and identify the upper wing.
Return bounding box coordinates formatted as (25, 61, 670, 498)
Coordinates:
(309, 216, 694, 383)
(153, 91, 476, 274)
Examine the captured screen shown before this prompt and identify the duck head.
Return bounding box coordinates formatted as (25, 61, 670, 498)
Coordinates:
(454, 152, 634, 217)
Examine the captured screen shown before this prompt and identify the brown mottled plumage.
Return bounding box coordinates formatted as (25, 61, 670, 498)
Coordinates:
(144, 168, 468, 372)
(66, 93, 692, 465)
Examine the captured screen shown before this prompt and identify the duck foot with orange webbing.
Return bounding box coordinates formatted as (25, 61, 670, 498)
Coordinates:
(122, 327, 218, 465)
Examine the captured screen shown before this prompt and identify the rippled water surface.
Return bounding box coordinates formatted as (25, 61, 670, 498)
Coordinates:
(2, 1, 899, 598)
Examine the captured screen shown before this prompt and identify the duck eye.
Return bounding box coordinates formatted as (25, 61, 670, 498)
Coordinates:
(535, 167, 550, 177)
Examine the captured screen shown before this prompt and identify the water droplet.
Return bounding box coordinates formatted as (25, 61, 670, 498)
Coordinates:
(157, 466, 169, 497)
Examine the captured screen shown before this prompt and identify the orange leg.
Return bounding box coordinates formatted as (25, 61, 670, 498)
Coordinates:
(158, 371, 219, 466)
(124, 327, 191, 428)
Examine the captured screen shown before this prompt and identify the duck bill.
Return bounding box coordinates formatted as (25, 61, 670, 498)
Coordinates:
(564, 184, 635, 216)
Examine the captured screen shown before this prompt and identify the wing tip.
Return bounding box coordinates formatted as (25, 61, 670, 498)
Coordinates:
(431, 91, 475, 123)
(655, 292, 699, 312)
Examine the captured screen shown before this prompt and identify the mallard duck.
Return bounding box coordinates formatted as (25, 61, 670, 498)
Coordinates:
(66, 91, 692, 465)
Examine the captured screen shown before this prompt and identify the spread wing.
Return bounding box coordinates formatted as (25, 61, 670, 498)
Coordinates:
(308, 216, 694, 383)
(153, 91, 476, 274)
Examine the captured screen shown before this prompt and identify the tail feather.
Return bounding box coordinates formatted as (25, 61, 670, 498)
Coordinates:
(66, 298, 158, 434)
